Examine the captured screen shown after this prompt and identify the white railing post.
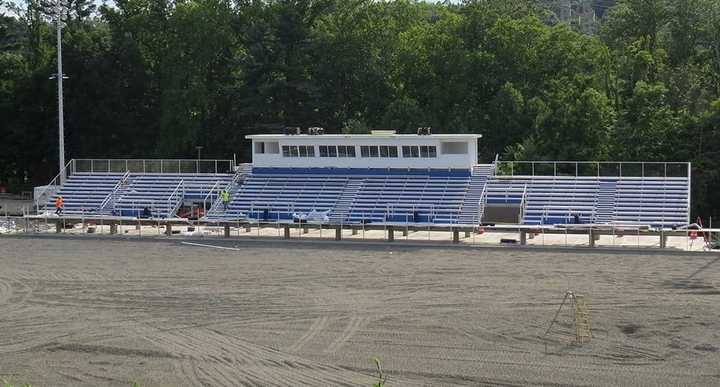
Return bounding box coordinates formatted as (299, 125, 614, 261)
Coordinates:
(687, 162, 692, 225)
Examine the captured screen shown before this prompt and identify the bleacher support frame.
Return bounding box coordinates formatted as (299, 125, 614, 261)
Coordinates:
(19, 214, 719, 252)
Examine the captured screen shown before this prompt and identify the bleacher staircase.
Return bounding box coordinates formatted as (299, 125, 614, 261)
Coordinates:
(329, 179, 363, 224)
(457, 164, 494, 224)
(98, 171, 132, 215)
(205, 163, 253, 218)
(594, 180, 617, 223)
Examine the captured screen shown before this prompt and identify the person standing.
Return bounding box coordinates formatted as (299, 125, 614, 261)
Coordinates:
(55, 196, 64, 216)
(221, 190, 231, 210)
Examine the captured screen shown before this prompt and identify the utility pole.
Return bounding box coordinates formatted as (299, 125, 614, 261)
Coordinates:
(54, 0, 66, 185)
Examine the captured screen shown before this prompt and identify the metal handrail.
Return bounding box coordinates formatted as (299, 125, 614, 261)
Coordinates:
(34, 159, 74, 213)
(476, 184, 488, 224)
(166, 179, 184, 218)
(202, 181, 221, 215)
(98, 170, 131, 212)
(206, 163, 252, 217)
(518, 183, 529, 223)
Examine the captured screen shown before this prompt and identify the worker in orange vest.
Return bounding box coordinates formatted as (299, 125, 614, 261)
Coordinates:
(55, 196, 64, 215)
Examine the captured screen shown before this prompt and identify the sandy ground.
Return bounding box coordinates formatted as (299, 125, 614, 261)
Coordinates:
(0, 236, 719, 386)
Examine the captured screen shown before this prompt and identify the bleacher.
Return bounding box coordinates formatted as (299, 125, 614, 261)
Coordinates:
(44, 172, 124, 215)
(219, 172, 349, 221)
(205, 168, 475, 225)
(46, 172, 233, 217)
(42, 160, 691, 229)
(346, 174, 470, 224)
(613, 177, 689, 226)
(483, 175, 689, 227)
(113, 174, 233, 217)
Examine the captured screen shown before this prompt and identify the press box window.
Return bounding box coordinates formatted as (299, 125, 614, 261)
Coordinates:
(440, 141, 468, 154)
(256, 141, 279, 154)
(379, 146, 398, 157)
(319, 145, 338, 157)
(282, 145, 315, 157)
(402, 146, 419, 158)
(403, 145, 435, 158)
(338, 146, 355, 157)
(255, 142, 265, 154)
(360, 146, 370, 157)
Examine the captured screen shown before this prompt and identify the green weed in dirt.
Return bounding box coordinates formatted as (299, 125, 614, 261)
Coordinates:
(2, 378, 31, 387)
(372, 356, 387, 387)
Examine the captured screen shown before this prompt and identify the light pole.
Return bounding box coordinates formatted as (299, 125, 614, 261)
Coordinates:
(196, 146, 203, 160)
(52, 0, 67, 185)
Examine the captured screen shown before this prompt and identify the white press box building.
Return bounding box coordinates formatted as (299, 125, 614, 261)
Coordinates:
(248, 131, 481, 171)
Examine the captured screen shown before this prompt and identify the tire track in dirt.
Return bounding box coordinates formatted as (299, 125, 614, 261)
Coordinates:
(144, 329, 296, 386)
(287, 316, 329, 353)
(140, 325, 377, 386)
(0, 279, 13, 305)
(324, 316, 370, 354)
(0, 278, 34, 309)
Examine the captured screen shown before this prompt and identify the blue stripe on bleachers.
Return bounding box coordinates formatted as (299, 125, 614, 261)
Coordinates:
(251, 167, 471, 177)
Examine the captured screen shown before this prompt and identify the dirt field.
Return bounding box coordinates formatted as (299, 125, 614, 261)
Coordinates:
(0, 236, 719, 386)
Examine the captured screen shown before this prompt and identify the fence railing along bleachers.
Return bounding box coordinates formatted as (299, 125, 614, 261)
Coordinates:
(495, 161, 690, 178)
(72, 159, 234, 175)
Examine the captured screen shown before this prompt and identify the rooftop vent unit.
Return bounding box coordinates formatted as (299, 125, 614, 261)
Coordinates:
(417, 127, 432, 135)
(370, 130, 397, 135)
(284, 126, 301, 135)
(308, 127, 325, 135)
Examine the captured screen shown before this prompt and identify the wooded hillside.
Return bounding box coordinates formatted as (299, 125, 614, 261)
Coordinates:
(1, 0, 719, 218)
